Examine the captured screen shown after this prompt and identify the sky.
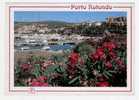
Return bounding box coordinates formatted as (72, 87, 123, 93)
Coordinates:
(14, 11, 126, 23)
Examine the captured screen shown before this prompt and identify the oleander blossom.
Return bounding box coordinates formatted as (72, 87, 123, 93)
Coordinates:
(31, 81, 48, 87)
(68, 51, 79, 65)
(15, 39, 126, 87)
(31, 76, 48, 86)
(116, 59, 124, 67)
(105, 61, 112, 69)
(20, 63, 32, 70)
(41, 60, 54, 71)
(37, 75, 47, 82)
(109, 51, 116, 58)
(103, 42, 116, 51)
(96, 81, 110, 87)
(90, 48, 105, 61)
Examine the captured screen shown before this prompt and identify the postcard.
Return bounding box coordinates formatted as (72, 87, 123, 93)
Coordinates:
(5, 2, 134, 94)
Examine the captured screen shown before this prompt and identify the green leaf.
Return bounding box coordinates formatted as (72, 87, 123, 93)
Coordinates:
(15, 65, 21, 74)
(43, 65, 59, 76)
(68, 76, 80, 85)
(32, 64, 41, 77)
(108, 70, 116, 73)
(59, 66, 65, 72)
(97, 64, 101, 71)
(55, 66, 65, 74)
(103, 73, 109, 79)
(104, 71, 112, 77)
(103, 70, 113, 79)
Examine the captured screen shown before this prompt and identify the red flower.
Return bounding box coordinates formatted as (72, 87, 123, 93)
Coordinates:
(105, 61, 112, 69)
(69, 52, 79, 65)
(90, 48, 104, 61)
(79, 59, 84, 65)
(37, 76, 47, 82)
(41, 61, 54, 71)
(97, 75, 107, 82)
(20, 63, 31, 70)
(116, 59, 124, 66)
(96, 48, 104, 57)
(91, 53, 99, 60)
(42, 82, 48, 86)
(109, 51, 116, 58)
(31, 79, 48, 87)
(31, 81, 41, 86)
(96, 81, 110, 87)
(31, 81, 48, 87)
(103, 42, 116, 51)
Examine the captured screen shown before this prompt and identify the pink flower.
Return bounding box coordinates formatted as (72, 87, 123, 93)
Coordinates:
(37, 76, 47, 82)
(31, 79, 48, 87)
(97, 75, 107, 82)
(69, 52, 79, 65)
(90, 48, 105, 61)
(41, 61, 54, 71)
(91, 53, 99, 60)
(116, 59, 124, 66)
(109, 51, 116, 58)
(78, 58, 84, 65)
(20, 63, 31, 70)
(96, 48, 104, 57)
(31, 81, 42, 86)
(42, 82, 48, 86)
(96, 81, 110, 87)
(105, 61, 112, 69)
(103, 42, 116, 51)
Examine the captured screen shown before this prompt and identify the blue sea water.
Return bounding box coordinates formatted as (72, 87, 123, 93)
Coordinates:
(49, 44, 75, 51)
(15, 44, 75, 52)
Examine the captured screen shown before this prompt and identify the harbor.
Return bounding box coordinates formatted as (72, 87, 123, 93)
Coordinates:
(14, 34, 91, 52)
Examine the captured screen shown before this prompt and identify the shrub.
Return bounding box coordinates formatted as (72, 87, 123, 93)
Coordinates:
(14, 41, 126, 87)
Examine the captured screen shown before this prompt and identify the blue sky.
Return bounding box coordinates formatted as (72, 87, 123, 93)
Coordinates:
(14, 11, 126, 23)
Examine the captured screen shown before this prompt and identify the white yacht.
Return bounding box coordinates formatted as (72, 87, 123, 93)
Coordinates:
(41, 46, 51, 50)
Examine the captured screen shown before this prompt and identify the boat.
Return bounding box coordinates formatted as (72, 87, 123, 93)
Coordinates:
(20, 46, 30, 51)
(41, 46, 51, 50)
